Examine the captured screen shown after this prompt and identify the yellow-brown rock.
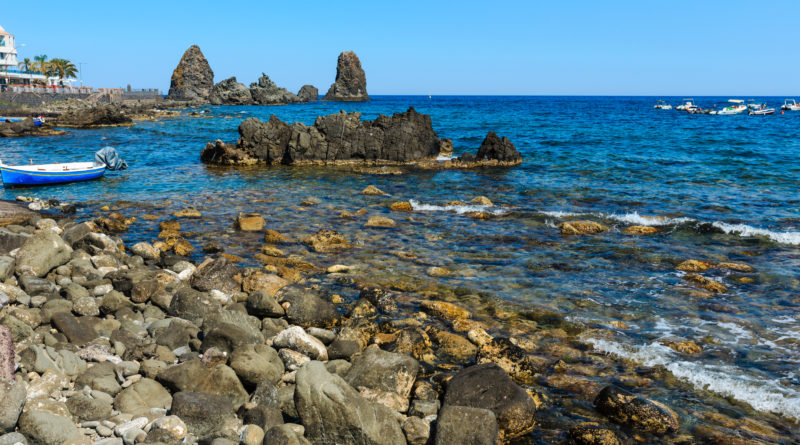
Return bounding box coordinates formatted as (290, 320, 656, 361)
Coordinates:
(160, 220, 181, 232)
(173, 238, 194, 256)
(236, 213, 266, 231)
(389, 201, 413, 212)
(362, 185, 387, 196)
(263, 229, 287, 244)
(469, 196, 493, 206)
(221, 253, 243, 263)
(420, 300, 471, 323)
(683, 273, 727, 293)
(173, 208, 201, 218)
(659, 338, 702, 354)
(676, 259, 715, 272)
(426, 266, 452, 277)
(466, 211, 492, 220)
(158, 229, 181, 240)
(365, 216, 396, 228)
(718, 262, 755, 272)
(559, 221, 608, 235)
(624, 226, 660, 235)
(431, 329, 478, 363)
(259, 245, 285, 257)
(302, 229, 351, 252)
(242, 271, 288, 296)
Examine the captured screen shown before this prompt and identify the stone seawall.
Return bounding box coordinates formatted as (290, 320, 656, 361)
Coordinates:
(0, 91, 163, 107)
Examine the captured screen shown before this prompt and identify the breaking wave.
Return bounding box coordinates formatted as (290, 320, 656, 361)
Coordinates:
(409, 199, 508, 216)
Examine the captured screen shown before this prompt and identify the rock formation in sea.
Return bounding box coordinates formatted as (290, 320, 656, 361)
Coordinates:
(297, 85, 319, 102)
(200, 107, 522, 168)
(165, 45, 214, 102)
(55, 104, 133, 128)
(208, 77, 254, 105)
(249, 74, 301, 105)
(322, 51, 369, 101)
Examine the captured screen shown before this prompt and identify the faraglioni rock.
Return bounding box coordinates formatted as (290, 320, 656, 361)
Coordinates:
(249, 74, 301, 105)
(166, 45, 214, 102)
(297, 84, 319, 102)
(323, 51, 370, 101)
(201, 107, 522, 168)
(208, 77, 254, 105)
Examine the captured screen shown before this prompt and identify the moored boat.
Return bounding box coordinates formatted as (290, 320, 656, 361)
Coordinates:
(709, 99, 747, 115)
(748, 102, 775, 115)
(0, 116, 45, 126)
(0, 161, 106, 186)
(676, 98, 696, 111)
(654, 100, 672, 110)
(781, 99, 800, 111)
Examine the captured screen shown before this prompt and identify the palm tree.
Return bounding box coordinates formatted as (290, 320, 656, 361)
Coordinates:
(48, 58, 78, 84)
(32, 54, 48, 74)
(18, 58, 31, 72)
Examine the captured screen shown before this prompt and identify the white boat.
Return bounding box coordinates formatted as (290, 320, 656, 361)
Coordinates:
(654, 100, 672, 110)
(781, 99, 800, 111)
(748, 101, 775, 115)
(709, 99, 747, 115)
(676, 98, 696, 111)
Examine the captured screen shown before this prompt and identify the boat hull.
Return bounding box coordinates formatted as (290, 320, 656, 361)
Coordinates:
(0, 165, 106, 186)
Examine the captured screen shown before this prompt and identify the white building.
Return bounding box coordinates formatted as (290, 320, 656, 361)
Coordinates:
(0, 24, 48, 89)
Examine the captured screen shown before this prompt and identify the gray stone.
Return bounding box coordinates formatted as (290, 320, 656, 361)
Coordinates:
(296, 85, 318, 103)
(208, 77, 253, 105)
(18, 410, 82, 445)
(14, 230, 72, 278)
(190, 257, 241, 294)
(18, 275, 56, 297)
(76, 362, 121, 396)
(230, 344, 284, 386)
(246, 290, 284, 318)
(277, 286, 338, 328)
(273, 326, 328, 361)
(344, 347, 419, 412)
(0, 432, 27, 445)
(0, 257, 15, 282)
(61, 222, 92, 247)
(248, 74, 301, 105)
(295, 361, 405, 445)
(66, 393, 112, 421)
(435, 405, 498, 445)
(402, 416, 431, 445)
(113, 378, 172, 417)
(0, 228, 30, 255)
(167, 287, 220, 325)
(170, 392, 235, 439)
(157, 360, 248, 409)
(594, 385, 679, 435)
(0, 380, 25, 433)
(50, 312, 98, 346)
(262, 424, 312, 445)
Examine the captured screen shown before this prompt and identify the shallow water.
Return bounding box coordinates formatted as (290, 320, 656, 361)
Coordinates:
(3, 96, 800, 439)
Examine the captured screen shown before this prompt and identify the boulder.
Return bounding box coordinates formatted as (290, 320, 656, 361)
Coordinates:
(594, 385, 679, 435)
(277, 285, 339, 328)
(302, 229, 351, 253)
(230, 344, 284, 386)
(191, 257, 242, 294)
(442, 363, 537, 440)
(55, 104, 132, 127)
(0, 228, 30, 255)
(295, 361, 405, 445)
(113, 378, 172, 417)
(246, 289, 285, 317)
(323, 51, 370, 101)
(476, 131, 522, 163)
(170, 392, 236, 438)
(18, 410, 82, 445)
(157, 360, 248, 409)
(559, 221, 608, 235)
(0, 380, 25, 433)
(273, 326, 328, 360)
(65, 393, 112, 421)
(344, 348, 419, 412)
(435, 405, 499, 445)
(263, 424, 312, 445)
(568, 422, 622, 445)
(166, 45, 214, 102)
(208, 77, 254, 105)
(14, 230, 72, 277)
(297, 85, 319, 102)
(50, 313, 98, 346)
(0, 201, 35, 226)
(249, 74, 301, 105)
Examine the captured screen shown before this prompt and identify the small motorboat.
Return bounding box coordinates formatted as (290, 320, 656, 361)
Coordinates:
(0, 147, 127, 187)
(676, 98, 697, 111)
(781, 99, 800, 111)
(0, 116, 45, 126)
(748, 102, 775, 115)
(654, 100, 672, 110)
(709, 99, 747, 115)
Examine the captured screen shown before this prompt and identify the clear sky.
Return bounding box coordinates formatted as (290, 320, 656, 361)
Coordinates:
(3, 0, 798, 95)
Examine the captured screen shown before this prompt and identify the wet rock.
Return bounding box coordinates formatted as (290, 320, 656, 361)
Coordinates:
(344, 347, 419, 412)
(435, 405, 498, 445)
(419, 300, 470, 323)
(235, 213, 265, 231)
(476, 337, 538, 383)
(18, 410, 82, 445)
(659, 338, 702, 354)
(676, 259, 715, 272)
(249, 73, 301, 105)
(362, 185, 386, 196)
(476, 131, 522, 164)
(208, 77, 254, 105)
(113, 378, 172, 418)
(323, 51, 370, 101)
(431, 329, 477, 363)
(295, 361, 405, 445)
(230, 344, 284, 386)
(166, 45, 214, 102)
(14, 230, 72, 277)
(157, 360, 248, 409)
(302, 229, 351, 253)
(718, 262, 754, 272)
(0, 380, 25, 433)
(242, 273, 288, 297)
(365, 216, 395, 228)
(389, 202, 413, 212)
(594, 385, 679, 435)
(170, 392, 236, 439)
(264, 229, 288, 244)
(624, 226, 660, 235)
(297, 85, 319, 102)
(130, 242, 159, 260)
(274, 326, 328, 360)
(683, 273, 727, 293)
(277, 286, 339, 328)
(559, 221, 608, 235)
(426, 266, 451, 277)
(568, 422, 622, 445)
(442, 363, 537, 440)
(172, 208, 201, 218)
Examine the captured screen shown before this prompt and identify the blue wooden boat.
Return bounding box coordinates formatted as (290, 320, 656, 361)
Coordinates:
(0, 161, 106, 186)
(1, 117, 45, 126)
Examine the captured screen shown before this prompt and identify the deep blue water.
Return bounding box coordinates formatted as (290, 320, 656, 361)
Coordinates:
(3, 96, 800, 430)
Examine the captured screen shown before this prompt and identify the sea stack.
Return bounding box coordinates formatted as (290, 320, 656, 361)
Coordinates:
(323, 51, 370, 101)
(208, 77, 253, 105)
(297, 85, 319, 102)
(249, 74, 301, 105)
(166, 45, 214, 102)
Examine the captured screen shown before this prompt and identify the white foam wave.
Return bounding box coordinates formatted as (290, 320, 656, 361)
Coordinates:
(587, 338, 800, 420)
(604, 212, 694, 226)
(436, 154, 455, 161)
(712, 222, 800, 246)
(409, 199, 507, 216)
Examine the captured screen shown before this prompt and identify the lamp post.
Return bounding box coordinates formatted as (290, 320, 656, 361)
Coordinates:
(78, 62, 86, 87)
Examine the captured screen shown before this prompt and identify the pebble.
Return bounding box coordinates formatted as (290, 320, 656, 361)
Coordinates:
(114, 417, 148, 437)
(96, 425, 114, 437)
(147, 415, 187, 440)
(95, 438, 122, 445)
(93, 284, 114, 296)
(122, 427, 146, 445)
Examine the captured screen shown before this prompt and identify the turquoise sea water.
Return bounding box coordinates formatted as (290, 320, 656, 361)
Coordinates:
(3, 96, 800, 438)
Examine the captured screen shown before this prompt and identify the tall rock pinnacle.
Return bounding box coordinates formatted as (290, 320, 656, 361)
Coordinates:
(323, 51, 369, 102)
(166, 45, 214, 102)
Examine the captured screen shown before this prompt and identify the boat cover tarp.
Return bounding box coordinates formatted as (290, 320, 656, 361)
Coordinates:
(94, 146, 128, 171)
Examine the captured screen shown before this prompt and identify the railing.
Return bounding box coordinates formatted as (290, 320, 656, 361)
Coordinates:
(2, 84, 95, 94)
(0, 68, 44, 75)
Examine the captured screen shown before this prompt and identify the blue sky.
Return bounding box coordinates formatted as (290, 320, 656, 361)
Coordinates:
(3, 1, 797, 95)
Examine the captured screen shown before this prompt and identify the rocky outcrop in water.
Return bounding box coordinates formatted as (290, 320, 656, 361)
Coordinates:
(297, 85, 319, 102)
(323, 51, 369, 101)
(166, 45, 214, 102)
(55, 104, 133, 128)
(249, 74, 301, 105)
(208, 77, 254, 105)
(201, 107, 522, 168)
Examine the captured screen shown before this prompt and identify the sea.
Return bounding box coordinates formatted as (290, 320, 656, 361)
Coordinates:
(3, 96, 800, 440)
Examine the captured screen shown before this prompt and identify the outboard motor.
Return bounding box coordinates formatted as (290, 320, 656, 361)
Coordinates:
(94, 146, 128, 171)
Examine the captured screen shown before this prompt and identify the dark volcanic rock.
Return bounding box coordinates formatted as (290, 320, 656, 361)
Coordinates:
(323, 51, 369, 101)
(55, 104, 132, 127)
(191, 257, 242, 294)
(249, 74, 301, 105)
(476, 131, 522, 163)
(277, 285, 339, 328)
(568, 422, 622, 445)
(594, 385, 679, 435)
(442, 363, 537, 440)
(0, 118, 39, 137)
(297, 85, 319, 102)
(166, 45, 214, 102)
(208, 77, 254, 105)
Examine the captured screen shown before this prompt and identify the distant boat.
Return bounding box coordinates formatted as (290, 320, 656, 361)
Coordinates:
(709, 99, 747, 115)
(0, 161, 106, 186)
(654, 100, 672, 110)
(747, 101, 775, 115)
(781, 99, 800, 111)
(676, 98, 697, 111)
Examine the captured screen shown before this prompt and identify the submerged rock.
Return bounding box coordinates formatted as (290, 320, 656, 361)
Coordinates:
(624, 225, 660, 235)
(166, 45, 214, 102)
(208, 77, 254, 105)
(323, 51, 370, 101)
(594, 385, 679, 435)
(559, 220, 608, 235)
